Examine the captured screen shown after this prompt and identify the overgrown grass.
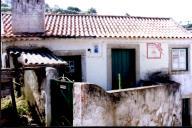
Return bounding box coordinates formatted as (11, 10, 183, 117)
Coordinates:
(1, 96, 12, 110)
(1, 96, 32, 126)
(1, 96, 30, 116)
(16, 96, 30, 116)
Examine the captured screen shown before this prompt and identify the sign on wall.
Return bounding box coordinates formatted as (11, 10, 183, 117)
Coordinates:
(147, 43, 163, 59)
(87, 43, 103, 57)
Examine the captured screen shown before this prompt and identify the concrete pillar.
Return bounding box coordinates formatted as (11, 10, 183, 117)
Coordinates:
(1, 53, 7, 68)
(73, 82, 83, 126)
(45, 67, 58, 127)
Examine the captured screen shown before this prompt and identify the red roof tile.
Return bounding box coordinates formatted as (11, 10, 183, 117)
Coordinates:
(2, 13, 192, 39)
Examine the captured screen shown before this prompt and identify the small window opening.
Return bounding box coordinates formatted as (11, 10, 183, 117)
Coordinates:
(171, 48, 188, 72)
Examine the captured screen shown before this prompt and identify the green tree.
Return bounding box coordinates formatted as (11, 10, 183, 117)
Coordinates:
(1, 2, 11, 12)
(67, 6, 81, 13)
(87, 8, 97, 14)
(45, 3, 52, 12)
(53, 8, 65, 14)
(43, 3, 98, 15)
(51, 5, 65, 14)
(125, 13, 130, 16)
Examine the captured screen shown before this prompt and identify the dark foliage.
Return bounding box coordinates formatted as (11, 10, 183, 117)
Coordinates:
(148, 71, 171, 83)
(136, 71, 176, 87)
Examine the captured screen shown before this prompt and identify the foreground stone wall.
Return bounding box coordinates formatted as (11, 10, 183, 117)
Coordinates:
(73, 83, 182, 126)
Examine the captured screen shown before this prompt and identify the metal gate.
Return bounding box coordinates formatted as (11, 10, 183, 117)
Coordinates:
(50, 77, 74, 126)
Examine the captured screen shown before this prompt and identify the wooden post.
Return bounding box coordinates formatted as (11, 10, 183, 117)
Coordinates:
(118, 73, 122, 89)
(10, 80, 17, 117)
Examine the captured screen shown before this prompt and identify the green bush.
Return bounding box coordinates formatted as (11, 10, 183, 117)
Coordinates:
(1, 97, 12, 110)
(16, 97, 30, 116)
(1, 96, 30, 116)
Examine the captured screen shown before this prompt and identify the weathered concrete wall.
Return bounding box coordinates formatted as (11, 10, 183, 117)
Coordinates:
(73, 83, 182, 126)
(73, 83, 114, 126)
(23, 67, 58, 126)
(24, 69, 46, 124)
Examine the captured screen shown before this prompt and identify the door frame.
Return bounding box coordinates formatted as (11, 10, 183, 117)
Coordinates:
(53, 50, 86, 82)
(107, 44, 140, 90)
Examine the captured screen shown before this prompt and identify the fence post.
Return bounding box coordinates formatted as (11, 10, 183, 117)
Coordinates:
(45, 67, 58, 127)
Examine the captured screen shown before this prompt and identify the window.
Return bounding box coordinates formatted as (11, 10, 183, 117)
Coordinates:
(171, 48, 188, 71)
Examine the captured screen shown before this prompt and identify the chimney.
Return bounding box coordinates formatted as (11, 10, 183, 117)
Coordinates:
(12, 0, 45, 34)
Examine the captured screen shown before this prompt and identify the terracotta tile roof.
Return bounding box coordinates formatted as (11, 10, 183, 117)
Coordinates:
(2, 13, 192, 39)
(7, 47, 67, 66)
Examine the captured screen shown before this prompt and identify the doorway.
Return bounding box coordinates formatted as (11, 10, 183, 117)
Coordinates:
(112, 49, 136, 89)
(58, 55, 82, 82)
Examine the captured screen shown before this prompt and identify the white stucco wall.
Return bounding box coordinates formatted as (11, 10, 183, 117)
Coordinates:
(168, 41, 192, 97)
(139, 42, 169, 78)
(2, 38, 192, 97)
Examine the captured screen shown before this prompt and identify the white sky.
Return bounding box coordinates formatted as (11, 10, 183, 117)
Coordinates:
(2, 0, 192, 24)
(46, 0, 192, 24)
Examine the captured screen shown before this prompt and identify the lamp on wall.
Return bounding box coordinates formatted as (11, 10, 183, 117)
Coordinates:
(87, 48, 91, 53)
(87, 43, 102, 57)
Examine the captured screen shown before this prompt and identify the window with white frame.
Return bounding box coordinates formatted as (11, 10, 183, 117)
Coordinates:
(171, 48, 188, 71)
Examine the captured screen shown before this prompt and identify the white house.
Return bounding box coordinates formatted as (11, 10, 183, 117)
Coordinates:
(1, 0, 192, 99)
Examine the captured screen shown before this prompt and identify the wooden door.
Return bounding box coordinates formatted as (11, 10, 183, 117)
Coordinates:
(112, 49, 136, 89)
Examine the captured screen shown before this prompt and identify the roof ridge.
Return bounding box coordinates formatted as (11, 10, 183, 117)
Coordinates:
(44, 13, 171, 20)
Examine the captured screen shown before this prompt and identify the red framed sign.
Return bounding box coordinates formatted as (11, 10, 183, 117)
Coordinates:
(147, 43, 162, 59)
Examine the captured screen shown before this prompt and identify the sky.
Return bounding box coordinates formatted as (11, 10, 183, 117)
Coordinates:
(2, 0, 192, 24)
(45, 0, 192, 24)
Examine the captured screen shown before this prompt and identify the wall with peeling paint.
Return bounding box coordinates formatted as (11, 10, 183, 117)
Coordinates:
(73, 83, 182, 126)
